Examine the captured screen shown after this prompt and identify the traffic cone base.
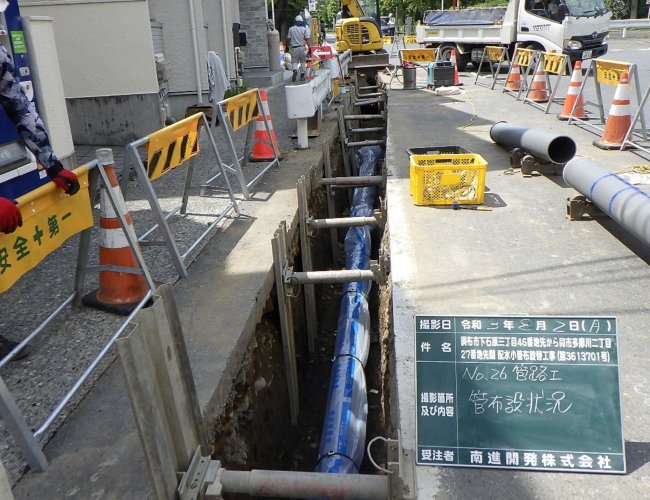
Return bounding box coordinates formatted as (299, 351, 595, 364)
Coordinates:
(83, 155, 149, 315)
(559, 61, 585, 120)
(593, 72, 632, 150)
(529, 68, 549, 103)
(249, 89, 283, 162)
(505, 63, 522, 91)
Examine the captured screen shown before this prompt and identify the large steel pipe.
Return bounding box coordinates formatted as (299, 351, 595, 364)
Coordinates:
(564, 158, 650, 245)
(220, 469, 388, 499)
(490, 122, 577, 164)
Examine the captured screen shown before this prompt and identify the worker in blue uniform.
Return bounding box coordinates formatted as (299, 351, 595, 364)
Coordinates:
(0, 0, 80, 358)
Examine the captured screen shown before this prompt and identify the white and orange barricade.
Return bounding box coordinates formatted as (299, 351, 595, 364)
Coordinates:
(83, 149, 153, 314)
(567, 59, 647, 149)
(125, 112, 240, 278)
(206, 88, 281, 198)
(502, 46, 537, 99)
(249, 90, 283, 162)
(523, 51, 572, 113)
(474, 45, 510, 90)
(450, 49, 462, 86)
(558, 61, 586, 120)
(594, 72, 632, 150)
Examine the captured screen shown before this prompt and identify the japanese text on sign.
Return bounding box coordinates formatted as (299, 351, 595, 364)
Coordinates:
(0, 166, 93, 293)
(415, 315, 625, 473)
(595, 60, 632, 86)
(400, 49, 437, 64)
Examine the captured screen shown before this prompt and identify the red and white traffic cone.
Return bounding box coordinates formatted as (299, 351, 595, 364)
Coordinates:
(82, 149, 149, 315)
(505, 63, 522, 91)
(450, 49, 462, 86)
(594, 72, 632, 150)
(249, 89, 283, 162)
(558, 60, 585, 120)
(528, 66, 549, 103)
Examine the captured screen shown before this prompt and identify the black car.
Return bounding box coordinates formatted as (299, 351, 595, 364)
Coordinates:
(380, 16, 395, 36)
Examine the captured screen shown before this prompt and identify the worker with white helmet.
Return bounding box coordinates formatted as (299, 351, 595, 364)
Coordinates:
(286, 15, 311, 82)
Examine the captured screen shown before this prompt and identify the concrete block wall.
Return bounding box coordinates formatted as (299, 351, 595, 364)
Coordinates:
(239, 0, 269, 68)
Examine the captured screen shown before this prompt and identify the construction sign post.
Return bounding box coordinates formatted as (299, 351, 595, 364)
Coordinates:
(0, 166, 92, 293)
(204, 88, 280, 200)
(126, 112, 240, 278)
(474, 46, 510, 90)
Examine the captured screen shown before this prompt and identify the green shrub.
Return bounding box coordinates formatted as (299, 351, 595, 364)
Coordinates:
(224, 84, 248, 99)
(605, 0, 631, 19)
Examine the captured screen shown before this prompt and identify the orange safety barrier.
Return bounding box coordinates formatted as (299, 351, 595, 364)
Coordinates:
(450, 49, 462, 86)
(82, 157, 148, 314)
(528, 67, 549, 103)
(559, 61, 585, 121)
(249, 89, 282, 162)
(505, 63, 522, 91)
(594, 72, 632, 150)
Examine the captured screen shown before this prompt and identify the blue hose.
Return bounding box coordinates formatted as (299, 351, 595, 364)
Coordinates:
(316, 146, 381, 477)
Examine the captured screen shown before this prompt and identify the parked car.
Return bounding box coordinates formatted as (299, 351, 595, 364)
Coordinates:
(380, 16, 395, 36)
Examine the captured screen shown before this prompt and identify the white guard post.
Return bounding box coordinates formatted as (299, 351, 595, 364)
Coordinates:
(286, 68, 331, 149)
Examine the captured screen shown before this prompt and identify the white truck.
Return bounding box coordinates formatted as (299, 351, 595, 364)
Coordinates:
(415, 0, 610, 70)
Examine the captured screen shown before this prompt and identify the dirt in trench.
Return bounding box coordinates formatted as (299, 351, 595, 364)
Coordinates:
(211, 143, 394, 498)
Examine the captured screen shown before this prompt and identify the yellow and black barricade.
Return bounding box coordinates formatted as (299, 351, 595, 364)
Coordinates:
(390, 48, 438, 88)
(125, 112, 240, 278)
(204, 88, 280, 200)
(568, 59, 647, 144)
(502, 46, 538, 99)
(474, 45, 511, 89)
(523, 51, 573, 113)
(0, 157, 154, 471)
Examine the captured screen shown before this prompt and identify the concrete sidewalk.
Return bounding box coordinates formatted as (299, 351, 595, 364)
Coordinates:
(386, 68, 650, 497)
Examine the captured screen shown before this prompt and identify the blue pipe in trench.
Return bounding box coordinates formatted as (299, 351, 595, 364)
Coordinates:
(315, 146, 382, 476)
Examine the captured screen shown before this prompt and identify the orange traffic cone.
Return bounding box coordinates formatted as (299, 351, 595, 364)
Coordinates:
(450, 49, 462, 86)
(249, 89, 283, 161)
(528, 66, 549, 103)
(83, 150, 149, 315)
(505, 63, 522, 91)
(558, 61, 585, 120)
(594, 72, 632, 150)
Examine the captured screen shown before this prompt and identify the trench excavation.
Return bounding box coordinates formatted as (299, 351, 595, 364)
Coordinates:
(211, 122, 394, 496)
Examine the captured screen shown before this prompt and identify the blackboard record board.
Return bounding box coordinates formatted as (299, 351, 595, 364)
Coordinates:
(415, 315, 625, 473)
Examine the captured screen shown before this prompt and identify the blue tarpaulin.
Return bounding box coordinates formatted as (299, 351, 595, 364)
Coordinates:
(423, 8, 507, 26)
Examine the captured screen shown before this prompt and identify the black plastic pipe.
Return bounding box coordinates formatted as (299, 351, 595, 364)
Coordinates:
(489, 122, 577, 164)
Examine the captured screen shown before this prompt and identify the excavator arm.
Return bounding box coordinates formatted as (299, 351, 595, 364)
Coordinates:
(341, 0, 366, 18)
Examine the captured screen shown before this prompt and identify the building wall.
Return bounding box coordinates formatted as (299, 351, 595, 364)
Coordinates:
(202, 0, 239, 83)
(20, 0, 161, 144)
(148, 0, 209, 113)
(239, 0, 269, 69)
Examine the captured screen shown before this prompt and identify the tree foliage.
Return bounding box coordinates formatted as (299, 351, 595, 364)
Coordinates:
(604, 0, 631, 19)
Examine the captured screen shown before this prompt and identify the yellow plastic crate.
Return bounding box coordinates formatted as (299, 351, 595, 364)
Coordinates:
(409, 152, 487, 206)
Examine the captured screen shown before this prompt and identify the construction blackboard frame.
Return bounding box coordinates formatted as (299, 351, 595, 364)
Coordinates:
(414, 314, 625, 474)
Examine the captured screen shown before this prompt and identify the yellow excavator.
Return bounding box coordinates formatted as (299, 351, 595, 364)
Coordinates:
(334, 0, 389, 83)
(334, 0, 383, 53)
